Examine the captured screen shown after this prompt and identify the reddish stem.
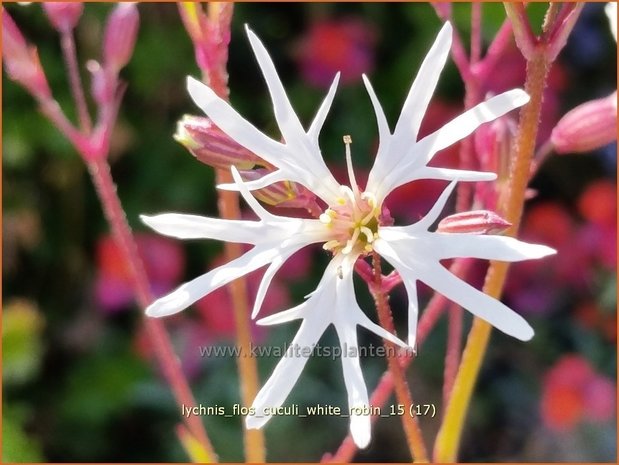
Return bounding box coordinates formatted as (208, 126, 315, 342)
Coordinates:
(87, 158, 216, 460)
(371, 252, 428, 462)
(60, 30, 92, 133)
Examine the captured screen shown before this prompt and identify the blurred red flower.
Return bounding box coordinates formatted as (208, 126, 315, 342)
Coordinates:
(541, 354, 616, 431)
(95, 233, 185, 313)
(295, 18, 376, 88)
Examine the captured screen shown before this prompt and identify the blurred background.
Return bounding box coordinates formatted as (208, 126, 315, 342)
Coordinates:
(3, 2, 616, 462)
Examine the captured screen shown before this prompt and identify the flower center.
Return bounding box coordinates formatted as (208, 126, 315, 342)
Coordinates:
(320, 136, 381, 256)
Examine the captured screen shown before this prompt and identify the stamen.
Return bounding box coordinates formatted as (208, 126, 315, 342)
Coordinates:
(323, 239, 340, 251)
(343, 135, 359, 198)
(361, 191, 377, 208)
(360, 226, 374, 243)
(339, 185, 356, 203)
(341, 227, 360, 254)
(319, 213, 332, 224)
(361, 209, 378, 225)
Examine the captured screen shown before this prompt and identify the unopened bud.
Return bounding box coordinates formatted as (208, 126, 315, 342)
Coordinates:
(103, 2, 139, 72)
(175, 115, 262, 170)
(2, 9, 51, 100)
(43, 2, 83, 33)
(87, 60, 116, 106)
(551, 92, 617, 154)
(438, 210, 511, 235)
(240, 169, 318, 210)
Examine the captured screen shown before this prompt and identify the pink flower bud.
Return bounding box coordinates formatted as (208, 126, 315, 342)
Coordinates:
(551, 93, 618, 154)
(175, 115, 262, 170)
(86, 59, 116, 107)
(437, 210, 511, 235)
(239, 169, 318, 210)
(43, 2, 83, 33)
(2, 9, 51, 100)
(103, 2, 139, 72)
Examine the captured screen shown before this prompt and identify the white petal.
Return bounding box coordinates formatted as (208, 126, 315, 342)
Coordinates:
(408, 180, 457, 232)
(366, 23, 452, 191)
(308, 72, 340, 141)
(259, 255, 346, 325)
(414, 89, 530, 167)
(336, 324, 371, 449)
(362, 74, 391, 146)
(217, 169, 287, 192)
(187, 76, 286, 163)
(426, 234, 557, 261)
(145, 246, 280, 317)
(140, 213, 262, 243)
(355, 311, 408, 348)
(392, 21, 452, 144)
(246, 318, 327, 429)
(256, 302, 309, 326)
(370, 90, 529, 200)
(373, 238, 420, 347)
(246, 26, 306, 142)
(230, 166, 274, 221)
(416, 261, 534, 341)
(410, 166, 497, 184)
(252, 248, 297, 319)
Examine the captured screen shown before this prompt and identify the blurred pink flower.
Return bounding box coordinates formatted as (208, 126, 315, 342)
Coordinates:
(95, 233, 185, 313)
(541, 355, 616, 431)
(296, 18, 376, 88)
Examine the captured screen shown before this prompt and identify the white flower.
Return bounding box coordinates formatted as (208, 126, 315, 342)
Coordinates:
(142, 22, 555, 448)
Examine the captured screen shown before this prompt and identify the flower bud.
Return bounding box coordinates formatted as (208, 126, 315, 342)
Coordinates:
(175, 115, 261, 170)
(437, 210, 511, 235)
(2, 9, 51, 100)
(87, 59, 116, 107)
(103, 2, 139, 72)
(239, 169, 318, 210)
(43, 2, 83, 33)
(551, 93, 617, 154)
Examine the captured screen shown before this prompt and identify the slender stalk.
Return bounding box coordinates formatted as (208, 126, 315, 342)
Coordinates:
(433, 50, 550, 463)
(60, 31, 92, 133)
(215, 170, 266, 463)
(87, 158, 217, 461)
(470, 3, 482, 65)
(372, 252, 428, 463)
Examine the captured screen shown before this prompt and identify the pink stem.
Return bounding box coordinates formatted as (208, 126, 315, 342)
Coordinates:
(87, 158, 216, 460)
(60, 30, 92, 133)
(470, 3, 482, 65)
(431, 4, 472, 82)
